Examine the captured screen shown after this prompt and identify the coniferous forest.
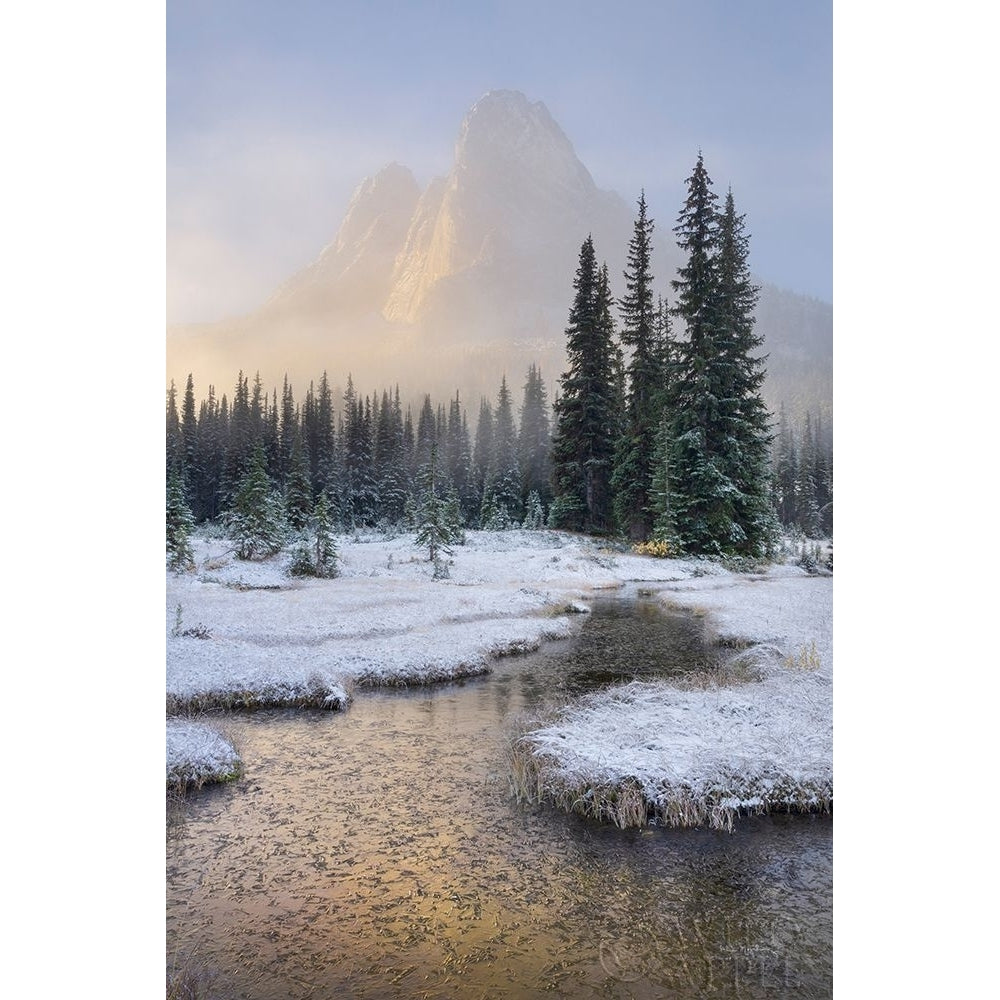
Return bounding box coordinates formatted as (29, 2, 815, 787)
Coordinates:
(166, 156, 832, 567)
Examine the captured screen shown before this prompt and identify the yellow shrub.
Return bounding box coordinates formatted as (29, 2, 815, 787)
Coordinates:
(632, 539, 673, 558)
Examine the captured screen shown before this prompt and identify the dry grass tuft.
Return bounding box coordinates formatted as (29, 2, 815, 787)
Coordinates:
(506, 714, 832, 833)
(166, 674, 352, 714)
(783, 641, 821, 671)
(670, 653, 763, 690)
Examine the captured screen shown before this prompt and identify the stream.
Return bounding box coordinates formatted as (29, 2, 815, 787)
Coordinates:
(166, 595, 832, 998)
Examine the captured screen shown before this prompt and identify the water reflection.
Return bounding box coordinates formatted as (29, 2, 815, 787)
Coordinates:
(167, 597, 832, 998)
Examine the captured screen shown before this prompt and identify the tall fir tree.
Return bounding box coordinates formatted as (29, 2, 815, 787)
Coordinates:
(181, 374, 198, 487)
(471, 398, 494, 519)
(517, 364, 552, 509)
(795, 412, 821, 537)
(194, 385, 224, 522)
(264, 388, 281, 480)
(773, 404, 799, 527)
(166, 380, 183, 475)
(612, 192, 661, 540)
(279, 375, 296, 478)
(315, 372, 337, 494)
(223, 371, 253, 502)
(445, 392, 475, 520)
(668, 153, 742, 554)
(374, 388, 408, 523)
(416, 394, 437, 470)
(550, 235, 619, 533)
(491, 375, 522, 521)
(713, 187, 777, 555)
(284, 424, 313, 530)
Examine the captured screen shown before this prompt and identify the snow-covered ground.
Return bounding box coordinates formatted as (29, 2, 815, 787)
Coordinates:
(166, 529, 686, 708)
(166, 718, 243, 791)
(167, 528, 832, 829)
(512, 560, 832, 830)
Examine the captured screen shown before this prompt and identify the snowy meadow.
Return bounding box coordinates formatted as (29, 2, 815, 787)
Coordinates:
(166, 528, 831, 830)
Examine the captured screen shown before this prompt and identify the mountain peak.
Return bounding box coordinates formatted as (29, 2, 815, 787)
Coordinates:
(382, 91, 607, 325)
(456, 91, 586, 182)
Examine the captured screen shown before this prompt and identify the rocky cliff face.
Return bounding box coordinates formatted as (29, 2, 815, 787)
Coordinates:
(262, 162, 420, 322)
(383, 90, 630, 333)
(167, 90, 831, 424)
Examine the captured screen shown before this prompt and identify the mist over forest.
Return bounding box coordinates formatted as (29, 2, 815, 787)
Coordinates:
(167, 92, 831, 430)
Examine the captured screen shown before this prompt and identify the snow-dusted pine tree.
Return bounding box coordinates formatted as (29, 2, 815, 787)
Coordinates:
(166, 468, 195, 571)
(550, 236, 619, 533)
(612, 192, 661, 541)
(517, 365, 551, 508)
(415, 443, 455, 561)
(312, 491, 339, 577)
(522, 490, 546, 530)
(225, 445, 287, 559)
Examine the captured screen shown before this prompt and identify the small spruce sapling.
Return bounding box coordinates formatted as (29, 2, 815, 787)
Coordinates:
(415, 443, 455, 562)
(166, 470, 195, 571)
(522, 490, 545, 530)
(312, 491, 339, 578)
(289, 492, 339, 578)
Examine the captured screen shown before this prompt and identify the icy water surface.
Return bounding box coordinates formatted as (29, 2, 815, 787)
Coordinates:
(167, 596, 832, 998)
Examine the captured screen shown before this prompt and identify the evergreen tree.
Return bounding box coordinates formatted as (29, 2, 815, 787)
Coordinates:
(715, 187, 777, 555)
(402, 405, 415, 477)
(181, 374, 198, 483)
(471, 398, 494, 520)
(445, 392, 475, 521)
(166, 380, 182, 475)
(443, 488, 466, 546)
(796, 412, 822, 537)
(649, 410, 678, 547)
(415, 443, 456, 561)
(416, 394, 437, 470)
(166, 468, 195, 571)
(648, 300, 679, 542)
(550, 236, 619, 533)
(491, 375, 522, 521)
(279, 375, 296, 478)
(342, 382, 375, 526)
(312, 491, 339, 577)
(813, 412, 833, 536)
(289, 490, 339, 578)
(613, 192, 661, 540)
(249, 371, 265, 444)
(264, 388, 281, 480)
(194, 385, 224, 522)
(480, 490, 513, 531)
(373, 387, 408, 524)
(668, 153, 741, 554)
(225, 444, 287, 559)
(284, 426, 313, 530)
(517, 364, 552, 508)
(222, 371, 253, 502)
(773, 403, 799, 527)
(315, 372, 336, 493)
(522, 490, 545, 530)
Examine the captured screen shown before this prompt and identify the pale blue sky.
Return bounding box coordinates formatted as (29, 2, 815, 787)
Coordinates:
(167, 0, 831, 322)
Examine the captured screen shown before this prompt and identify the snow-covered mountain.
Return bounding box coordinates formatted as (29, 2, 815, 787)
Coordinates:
(167, 90, 831, 422)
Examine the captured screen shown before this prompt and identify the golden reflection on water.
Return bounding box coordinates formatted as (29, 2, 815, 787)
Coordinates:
(167, 601, 832, 999)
